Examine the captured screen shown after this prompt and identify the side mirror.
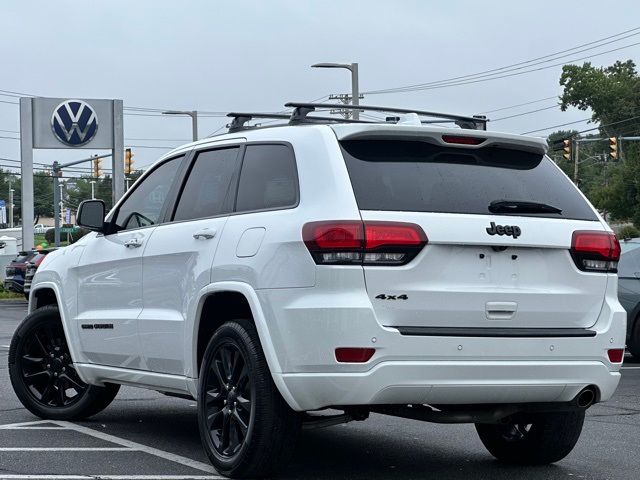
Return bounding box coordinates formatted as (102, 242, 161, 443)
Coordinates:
(77, 200, 106, 232)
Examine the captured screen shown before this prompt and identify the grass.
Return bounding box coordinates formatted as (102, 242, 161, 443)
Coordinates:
(0, 288, 23, 300)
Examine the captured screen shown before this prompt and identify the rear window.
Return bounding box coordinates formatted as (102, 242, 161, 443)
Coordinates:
(341, 140, 597, 221)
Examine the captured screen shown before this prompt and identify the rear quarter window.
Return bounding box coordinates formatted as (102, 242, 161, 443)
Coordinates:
(341, 139, 598, 221)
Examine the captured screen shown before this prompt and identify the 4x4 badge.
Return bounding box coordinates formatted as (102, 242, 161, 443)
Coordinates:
(486, 221, 521, 239)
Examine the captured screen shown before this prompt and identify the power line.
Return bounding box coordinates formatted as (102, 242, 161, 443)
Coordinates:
(521, 118, 592, 134)
(479, 96, 559, 114)
(368, 42, 640, 95)
(491, 104, 560, 122)
(364, 28, 640, 95)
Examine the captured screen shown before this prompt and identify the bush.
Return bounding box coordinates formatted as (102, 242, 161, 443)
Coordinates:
(619, 225, 640, 240)
(44, 228, 55, 244)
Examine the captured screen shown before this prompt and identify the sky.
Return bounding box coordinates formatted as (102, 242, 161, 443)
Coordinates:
(1, 0, 639, 173)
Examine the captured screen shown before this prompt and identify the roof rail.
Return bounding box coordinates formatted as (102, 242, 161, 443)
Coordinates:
(226, 111, 372, 133)
(285, 102, 488, 130)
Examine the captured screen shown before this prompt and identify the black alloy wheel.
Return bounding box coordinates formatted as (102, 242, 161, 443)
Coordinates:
(19, 319, 87, 407)
(9, 305, 120, 420)
(204, 342, 253, 458)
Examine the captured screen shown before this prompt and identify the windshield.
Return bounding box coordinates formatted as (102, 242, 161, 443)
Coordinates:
(341, 140, 598, 221)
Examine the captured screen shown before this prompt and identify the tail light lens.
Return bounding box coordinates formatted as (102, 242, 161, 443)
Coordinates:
(303, 221, 427, 266)
(570, 231, 620, 273)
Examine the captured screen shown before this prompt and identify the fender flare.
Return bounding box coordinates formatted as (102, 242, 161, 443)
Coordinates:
(28, 282, 88, 383)
(188, 281, 302, 410)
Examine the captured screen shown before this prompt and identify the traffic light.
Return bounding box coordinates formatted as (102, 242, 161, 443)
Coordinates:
(563, 139, 571, 160)
(92, 157, 102, 178)
(125, 148, 134, 175)
(609, 137, 618, 160)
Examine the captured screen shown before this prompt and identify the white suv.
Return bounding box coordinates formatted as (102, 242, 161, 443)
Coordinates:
(9, 104, 626, 478)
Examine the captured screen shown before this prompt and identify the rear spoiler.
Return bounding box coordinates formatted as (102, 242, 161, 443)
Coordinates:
(330, 124, 548, 155)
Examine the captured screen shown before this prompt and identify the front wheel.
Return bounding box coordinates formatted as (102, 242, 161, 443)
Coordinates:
(476, 410, 585, 464)
(9, 305, 120, 420)
(198, 319, 301, 478)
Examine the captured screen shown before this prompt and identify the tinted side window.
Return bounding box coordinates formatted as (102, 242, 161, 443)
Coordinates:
(235, 145, 297, 212)
(173, 148, 240, 221)
(113, 156, 183, 231)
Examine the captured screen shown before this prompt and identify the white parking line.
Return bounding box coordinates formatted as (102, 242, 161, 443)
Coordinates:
(0, 447, 131, 451)
(0, 476, 219, 479)
(0, 420, 223, 479)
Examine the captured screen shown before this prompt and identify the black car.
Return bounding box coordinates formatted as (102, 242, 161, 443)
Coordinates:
(617, 238, 640, 358)
(3, 251, 38, 295)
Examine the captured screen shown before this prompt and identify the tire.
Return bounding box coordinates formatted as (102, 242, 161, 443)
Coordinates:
(198, 319, 301, 478)
(8, 305, 120, 420)
(628, 317, 640, 359)
(476, 410, 585, 465)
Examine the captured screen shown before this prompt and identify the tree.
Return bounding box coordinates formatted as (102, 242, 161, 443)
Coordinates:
(558, 60, 640, 223)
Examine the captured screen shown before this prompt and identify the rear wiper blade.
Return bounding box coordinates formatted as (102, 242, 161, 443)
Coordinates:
(488, 200, 562, 214)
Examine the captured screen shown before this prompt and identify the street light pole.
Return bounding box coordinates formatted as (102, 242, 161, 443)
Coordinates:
(162, 110, 198, 141)
(8, 182, 14, 228)
(90, 180, 96, 200)
(311, 62, 360, 120)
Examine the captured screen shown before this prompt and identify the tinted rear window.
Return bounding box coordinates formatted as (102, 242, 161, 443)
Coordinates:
(341, 140, 597, 221)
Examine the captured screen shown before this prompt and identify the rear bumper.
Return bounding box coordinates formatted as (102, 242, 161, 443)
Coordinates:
(3, 279, 23, 293)
(258, 270, 626, 412)
(277, 360, 620, 411)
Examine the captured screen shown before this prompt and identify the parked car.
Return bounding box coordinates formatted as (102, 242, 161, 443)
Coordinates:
(8, 105, 627, 478)
(617, 238, 640, 358)
(3, 250, 38, 295)
(34, 224, 52, 235)
(23, 250, 54, 300)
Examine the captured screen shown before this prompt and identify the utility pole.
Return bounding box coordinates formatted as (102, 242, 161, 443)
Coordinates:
(90, 180, 96, 200)
(8, 180, 14, 228)
(52, 162, 61, 247)
(573, 139, 580, 187)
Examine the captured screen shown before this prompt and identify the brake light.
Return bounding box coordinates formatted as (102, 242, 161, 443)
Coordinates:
(335, 347, 375, 363)
(441, 135, 486, 145)
(303, 221, 427, 266)
(607, 348, 624, 363)
(570, 231, 620, 273)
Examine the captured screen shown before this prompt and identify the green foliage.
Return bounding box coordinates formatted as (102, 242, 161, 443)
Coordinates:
(619, 225, 640, 240)
(555, 59, 640, 226)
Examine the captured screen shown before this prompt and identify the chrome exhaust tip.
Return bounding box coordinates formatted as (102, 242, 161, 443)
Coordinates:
(575, 386, 596, 408)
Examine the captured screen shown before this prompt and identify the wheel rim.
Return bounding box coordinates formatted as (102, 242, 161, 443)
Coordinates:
(19, 322, 87, 407)
(204, 342, 252, 458)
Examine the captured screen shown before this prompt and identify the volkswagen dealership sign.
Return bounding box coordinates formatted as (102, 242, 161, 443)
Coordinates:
(19, 96, 124, 250)
(30, 97, 116, 149)
(51, 99, 98, 146)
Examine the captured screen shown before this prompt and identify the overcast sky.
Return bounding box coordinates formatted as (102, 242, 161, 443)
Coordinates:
(1, 0, 639, 171)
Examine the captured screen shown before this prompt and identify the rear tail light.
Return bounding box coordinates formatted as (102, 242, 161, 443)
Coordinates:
(303, 221, 427, 266)
(607, 348, 624, 363)
(570, 231, 620, 273)
(335, 347, 376, 363)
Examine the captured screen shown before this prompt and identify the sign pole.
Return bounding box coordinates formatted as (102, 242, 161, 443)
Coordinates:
(53, 164, 60, 247)
(20, 98, 34, 251)
(112, 100, 125, 203)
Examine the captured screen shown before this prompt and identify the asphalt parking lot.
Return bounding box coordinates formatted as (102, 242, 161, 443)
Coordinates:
(1, 301, 639, 480)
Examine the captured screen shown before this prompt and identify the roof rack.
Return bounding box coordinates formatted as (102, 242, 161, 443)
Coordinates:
(226, 112, 372, 133)
(285, 102, 488, 130)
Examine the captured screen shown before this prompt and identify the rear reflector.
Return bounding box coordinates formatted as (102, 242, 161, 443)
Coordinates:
(441, 135, 486, 145)
(335, 347, 375, 363)
(607, 348, 624, 363)
(570, 231, 620, 273)
(303, 221, 427, 266)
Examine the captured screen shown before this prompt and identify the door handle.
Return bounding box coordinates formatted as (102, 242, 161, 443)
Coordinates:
(193, 229, 216, 240)
(124, 238, 143, 248)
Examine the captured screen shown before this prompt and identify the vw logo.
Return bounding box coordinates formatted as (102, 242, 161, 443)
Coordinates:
(51, 99, 98, 147)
